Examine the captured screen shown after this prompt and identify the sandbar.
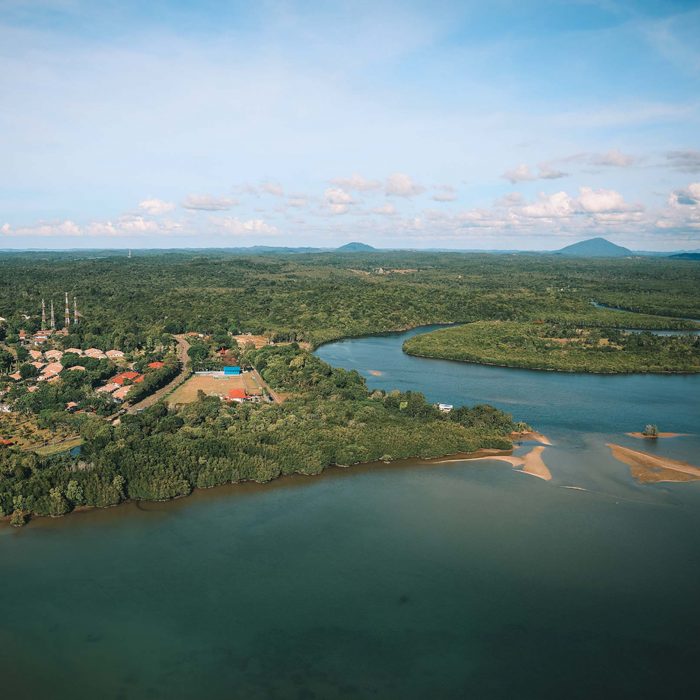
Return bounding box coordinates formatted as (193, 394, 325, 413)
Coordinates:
(625, 432, 687, 439)
(436, 445, 552, 481)
(607, 443, 700, 483)
(512, 430, 552, 446)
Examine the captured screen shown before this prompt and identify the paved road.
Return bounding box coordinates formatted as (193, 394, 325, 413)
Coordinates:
(125, 335, 191, 414)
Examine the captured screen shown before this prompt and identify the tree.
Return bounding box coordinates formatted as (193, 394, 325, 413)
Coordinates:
(643, 424, 659, 437)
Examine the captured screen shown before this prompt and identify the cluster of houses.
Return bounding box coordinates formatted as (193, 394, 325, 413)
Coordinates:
(94, 362, 163, 401)
(6, 347, 127, 387)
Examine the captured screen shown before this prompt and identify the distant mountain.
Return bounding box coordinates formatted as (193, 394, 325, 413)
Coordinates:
(556, 237, 632, 257)
(336, 242, 375, 252)
(669, 252, 700, 260)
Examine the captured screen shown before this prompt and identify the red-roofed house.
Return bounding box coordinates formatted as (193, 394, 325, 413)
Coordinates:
(226, 388, 248, 402)
(111, 371, 141, 386)
(147, 361, 165, 369)
(112, 386, 132, 401)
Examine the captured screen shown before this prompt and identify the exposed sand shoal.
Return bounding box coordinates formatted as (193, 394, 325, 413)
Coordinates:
(511, 430, 552, 446)
(626, 432, 688, 439)
(367, 369, 383, 376)
(607, 443, 700, 483)
(435, 446, 552, 481)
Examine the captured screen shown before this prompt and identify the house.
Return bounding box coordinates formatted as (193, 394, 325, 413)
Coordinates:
(147, 361, 165, 369)
(67, 365, 86, 372)
(106, 349, 125, 360)
(84, 348, 107, 359)
(0, 438, 14, 447)
(112, 386, 132, 401)
(44, 349, 64, 361)
(8, 372, 22, 381)
(96, 382, 120, 394)
(29, 349, 43, 361)
(18, 330, 28, 344)
(43, 362, 63, 375)
(226, 388, 248, 402)
(65, 401, 79, 412)
(27, 385, 38, 393)
(223, 365, 241, 376)
(30, 361, 45, 370)
(438, 403, 454, 413)
(111, 371, 141, 386)
(65, 348, 83, 356)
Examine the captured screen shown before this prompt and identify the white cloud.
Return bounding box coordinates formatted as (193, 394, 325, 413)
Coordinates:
(432, 185, 457, 202)
(182, 194, 238, 211)
(657, 182, 700, 231)
(591, 149, 637, 167)
(576, 187, 641, 213)
(217, 217, 278, 235)
(324, 187, 354, 214)
(521, 191, 575, 218)
(138, 198, 176, 216)
(331, 174, 382, 192)
(261, 181, 284, 197)
(386, 173, 425, 197)
(503, 163, 568, 183)
(1, 223, 10, 234)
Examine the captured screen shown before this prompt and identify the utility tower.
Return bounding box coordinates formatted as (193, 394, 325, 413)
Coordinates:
(41, 299, 47, 330)
(64, 292, 71, 328)
(50, 300, 56, 330)
(73, 297, 79, 325)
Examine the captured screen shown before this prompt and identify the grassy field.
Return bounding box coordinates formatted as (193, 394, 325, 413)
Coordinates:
(167, 372, 264, 405)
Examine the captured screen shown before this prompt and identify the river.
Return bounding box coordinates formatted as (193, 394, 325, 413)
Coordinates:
(1, 327, 699, 699)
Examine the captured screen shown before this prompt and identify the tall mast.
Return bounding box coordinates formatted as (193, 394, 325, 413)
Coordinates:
(41, 299, 46, 330)
(73, 296, 78, 325)
(64, 292, 71, 328)
(50, 300, 55, 330)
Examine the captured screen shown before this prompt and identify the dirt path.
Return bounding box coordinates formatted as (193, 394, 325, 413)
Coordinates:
(125, 335, 191, 414)
(249, 367, 283, 403)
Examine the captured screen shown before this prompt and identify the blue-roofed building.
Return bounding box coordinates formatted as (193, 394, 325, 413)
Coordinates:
(223, 366, 241, 376)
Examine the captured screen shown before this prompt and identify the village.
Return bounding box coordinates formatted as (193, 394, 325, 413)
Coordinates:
(0, 296, 279, 453)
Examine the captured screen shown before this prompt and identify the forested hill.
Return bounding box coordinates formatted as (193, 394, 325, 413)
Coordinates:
(0, 251, 698, 351)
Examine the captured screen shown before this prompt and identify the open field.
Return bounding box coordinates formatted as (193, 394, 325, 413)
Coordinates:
(167, 371, 264, 405)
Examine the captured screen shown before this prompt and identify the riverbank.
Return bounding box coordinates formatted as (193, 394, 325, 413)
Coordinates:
(607, 443, 700, 483)
(403, 321, 700, 374)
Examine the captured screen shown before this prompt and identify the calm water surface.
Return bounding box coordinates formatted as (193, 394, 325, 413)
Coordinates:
(2, 327, 699, 699)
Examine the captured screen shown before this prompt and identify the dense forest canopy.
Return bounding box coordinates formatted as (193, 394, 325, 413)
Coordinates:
(0, 251, 698, 350)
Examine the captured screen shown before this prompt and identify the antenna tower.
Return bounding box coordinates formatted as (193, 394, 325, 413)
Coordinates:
(50, 301, 55, 330)
(64, 292, 71, 328)
(73, 296, 78, 325)
(41, 299, 46, 330)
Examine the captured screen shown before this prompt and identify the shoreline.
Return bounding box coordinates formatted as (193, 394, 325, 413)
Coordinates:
(1, 442, 518, 529)
(434, 445, 553, 481)
(606, 443, 700, 483)
(625, 432, 688, 439)
(403, 349, 700, 375)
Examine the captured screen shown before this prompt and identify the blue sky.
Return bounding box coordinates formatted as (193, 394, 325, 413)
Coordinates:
(1, 0, 699, 250)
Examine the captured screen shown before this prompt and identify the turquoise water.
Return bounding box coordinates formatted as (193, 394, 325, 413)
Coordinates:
(2, 327, 700, 699)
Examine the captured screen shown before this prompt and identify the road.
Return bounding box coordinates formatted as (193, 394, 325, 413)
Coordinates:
(125, 334, 191, 414)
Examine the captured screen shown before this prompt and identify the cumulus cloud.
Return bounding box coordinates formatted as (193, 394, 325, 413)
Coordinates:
(261, 181, 284, 197)
(432, 185, 457, 202)
(286, 195, 308, 208)
(385, 173, 425, 197)
(590, 149, 637, 167)
(1, 223, 10, 234)
(657, 182, 700, 232)
(182, 194, 238, 211)
(331, 174, 381, 192)
(521, 191, 575, 218)
(666, 150, 700, 173)
(138, 198, 176, 216)
(324, 187, 354, 214)
(217, 217, 278, 235)
(576, 187, 641, 214)
(502, 164, 568, 183)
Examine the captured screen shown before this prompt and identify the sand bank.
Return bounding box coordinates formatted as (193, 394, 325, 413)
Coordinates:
(607, 443, 700, 483)
(625, 432, 687, 439)
(512, 430, 552, 446)
(435, 445, 552, 481)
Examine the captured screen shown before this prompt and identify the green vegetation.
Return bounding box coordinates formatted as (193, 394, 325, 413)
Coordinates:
(0, 345, 518, 525)
(1, 251, 699, 524)
(404, 321, 700, 373)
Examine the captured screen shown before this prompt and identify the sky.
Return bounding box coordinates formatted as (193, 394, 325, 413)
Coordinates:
(1, 0, 700, 250)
